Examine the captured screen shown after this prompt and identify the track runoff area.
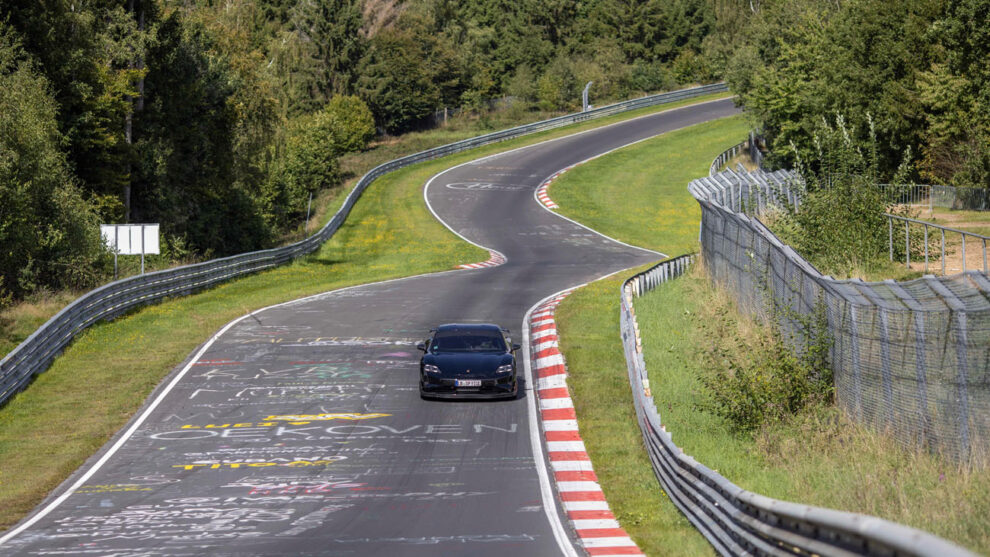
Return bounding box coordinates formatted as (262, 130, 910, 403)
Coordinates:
(1, 98, 739, 556)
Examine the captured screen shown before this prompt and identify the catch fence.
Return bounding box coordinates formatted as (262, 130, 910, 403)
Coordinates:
(620, 255, 974, 556)
(0, 83, 729, 408)
(689, 165, 990, 462)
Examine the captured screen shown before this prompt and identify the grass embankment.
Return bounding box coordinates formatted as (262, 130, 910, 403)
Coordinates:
(552, 116, 749, 555)
(550, 115, 989, 554)
(0, 91, 731, 531)
(637, 266, 990, 553)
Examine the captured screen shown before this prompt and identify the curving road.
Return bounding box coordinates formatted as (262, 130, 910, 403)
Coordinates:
(1, 98, 738, 556)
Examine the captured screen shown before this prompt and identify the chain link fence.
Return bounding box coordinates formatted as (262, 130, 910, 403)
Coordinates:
(690, 166, 990, 462)
(620, 256, 974, 556)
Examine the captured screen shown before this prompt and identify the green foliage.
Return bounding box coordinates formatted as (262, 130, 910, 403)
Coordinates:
(357, 27, 442, 133)
(916, 0, 990, 188)
(320, 95, 375, 153)
(289, 0, 365, 110)
(0, 0, 718, 300)
(0, 24, 105, 298)
(721, 0, 990, 190)
(263, 111, 343, 230)
(773, 115, 914, 276)
(699, 295, 833, 433)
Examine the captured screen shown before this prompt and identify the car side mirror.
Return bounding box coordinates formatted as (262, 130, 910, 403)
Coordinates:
(512, 343, 521, 352)
(416, 342, 427, 352)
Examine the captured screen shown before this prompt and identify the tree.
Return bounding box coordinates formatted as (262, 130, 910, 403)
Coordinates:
(357, 28, 441, 133)
(0, 25, 104, 298)
(917, 0, 990, 188)
(290, 0, 366, 110)
(320, 95, 375, 153)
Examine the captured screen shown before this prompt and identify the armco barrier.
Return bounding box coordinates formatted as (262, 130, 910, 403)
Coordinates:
(690, 166, 990, 462)
(0, 83, 728, 408)
(620, 254, 974, 557)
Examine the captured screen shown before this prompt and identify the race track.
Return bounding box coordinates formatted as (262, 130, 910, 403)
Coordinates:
(1, 97, 739, 556)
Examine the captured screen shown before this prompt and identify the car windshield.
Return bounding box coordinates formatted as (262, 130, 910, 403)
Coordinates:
(432, 330, 506, 353)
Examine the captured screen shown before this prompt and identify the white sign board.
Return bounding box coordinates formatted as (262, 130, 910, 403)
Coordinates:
(100, 224, 160, 255)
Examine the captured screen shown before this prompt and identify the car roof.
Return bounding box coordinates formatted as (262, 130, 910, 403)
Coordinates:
(434, 323, 503, 333)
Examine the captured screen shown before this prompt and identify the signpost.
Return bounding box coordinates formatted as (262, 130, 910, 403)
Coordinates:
(100, 224, 160, 279)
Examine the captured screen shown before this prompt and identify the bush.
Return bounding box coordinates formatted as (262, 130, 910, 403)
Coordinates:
(318, 95, 375, 153)
(262, 112, 342, 231)
(699, 296, 832, 433)
(773, 115, 914, 277)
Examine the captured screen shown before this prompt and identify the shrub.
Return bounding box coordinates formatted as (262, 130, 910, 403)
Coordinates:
(699, 296, 832, 433)
(318, 95, 375, 153)
(773, 115, 914, 277)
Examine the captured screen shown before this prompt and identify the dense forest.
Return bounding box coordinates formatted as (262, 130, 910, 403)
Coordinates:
(2, 0, 989, 302)
(0, 0, 714, 302)
(719, 0, 990, 188)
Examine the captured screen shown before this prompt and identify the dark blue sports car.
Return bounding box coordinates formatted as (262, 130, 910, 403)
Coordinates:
(417, 323, 520, 400)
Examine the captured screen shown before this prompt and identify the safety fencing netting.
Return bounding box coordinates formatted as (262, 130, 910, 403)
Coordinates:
(689, 167, 990, 462)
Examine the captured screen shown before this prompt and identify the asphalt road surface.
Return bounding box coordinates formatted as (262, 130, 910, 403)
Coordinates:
(1, 98, 739, 556)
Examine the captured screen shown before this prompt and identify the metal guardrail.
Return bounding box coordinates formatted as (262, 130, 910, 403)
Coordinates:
(880, 183, 989, 212)
(0, 83, 729, 408)
(619, 254, 975, 557)
(709, 141, 746, 176)
(887, 213, 989, 274)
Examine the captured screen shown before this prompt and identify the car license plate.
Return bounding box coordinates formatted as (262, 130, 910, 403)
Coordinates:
(456, 379, 482, 387)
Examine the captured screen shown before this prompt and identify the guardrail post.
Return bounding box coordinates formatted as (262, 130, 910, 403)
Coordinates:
(848, 303, 864, 421)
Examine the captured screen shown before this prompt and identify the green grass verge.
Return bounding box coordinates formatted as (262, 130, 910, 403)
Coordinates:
(556, 274, 715, 556)
(636, 267, 990, 553)
(550, 116, 749, 555)
(550, 115, 749, 256)
(0, 91, 731, 531)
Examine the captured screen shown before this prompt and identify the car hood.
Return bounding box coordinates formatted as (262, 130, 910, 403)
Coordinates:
(424, 352, 513, 377)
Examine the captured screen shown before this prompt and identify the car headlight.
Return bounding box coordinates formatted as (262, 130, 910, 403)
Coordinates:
(423, 364, 441, 374)
(496, 364, 513, 374)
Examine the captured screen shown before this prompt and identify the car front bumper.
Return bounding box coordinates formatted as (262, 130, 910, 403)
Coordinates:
(420, 376, 517, 400)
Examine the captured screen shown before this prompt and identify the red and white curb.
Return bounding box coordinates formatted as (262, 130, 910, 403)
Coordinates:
(536, 177, 561, 209)
(531, 292, 644, 557)
(536, 162, 590, 210)
(457, 249, 506, 270)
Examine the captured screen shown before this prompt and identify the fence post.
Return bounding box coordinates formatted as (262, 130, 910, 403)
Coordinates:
(961, 234, 966, 272)
(942, 229, 946, 275)
(905, 220, 910, 267)
(886, 280, 932, 448)
(848, 304, 864, 421)
(887, 215, 894, 262)
(924, 277, 971, 459)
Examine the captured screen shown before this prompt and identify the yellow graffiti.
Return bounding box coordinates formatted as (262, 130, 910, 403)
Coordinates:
(173, 460, 341, 470)
(265, 413, 391, 422)
(178, 413, 391, 429)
